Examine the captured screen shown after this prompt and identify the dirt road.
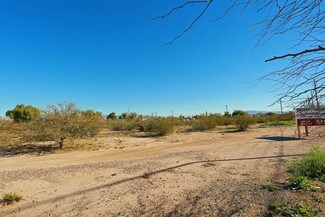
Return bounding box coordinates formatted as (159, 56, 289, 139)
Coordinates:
(0, 127, 323, 216)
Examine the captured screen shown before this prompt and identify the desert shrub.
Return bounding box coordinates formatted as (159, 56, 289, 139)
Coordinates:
(2, 193, 22, 203)
(80, 110, 105, 136)
(108, 119, 137, 131)
(279, 111, 295, 121)
(0, 119, 28, 146)
(287, 176, 317, 191)
(221, 116, 235, 126)
(234, 117, 253, 131)
(143, 119, 174, 136)
(289, 148, 325, 180)
(191, 117, 217, 131)
(254, 111, 295, 124)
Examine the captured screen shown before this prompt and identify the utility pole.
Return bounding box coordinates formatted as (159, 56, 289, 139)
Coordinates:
(226, 105, 228, 113)
(171, 110, 174, 117)
(280, 99, 283, 114)
(313, 79, 320, 108)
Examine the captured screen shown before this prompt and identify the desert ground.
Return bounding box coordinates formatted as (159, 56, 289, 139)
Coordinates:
(1, 126, 324, 216)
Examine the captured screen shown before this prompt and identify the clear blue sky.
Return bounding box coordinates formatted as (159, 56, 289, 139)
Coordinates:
(0, 0, 294, 116)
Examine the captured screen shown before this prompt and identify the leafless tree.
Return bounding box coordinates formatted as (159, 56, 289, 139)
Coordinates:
(154, 0, 324, 108)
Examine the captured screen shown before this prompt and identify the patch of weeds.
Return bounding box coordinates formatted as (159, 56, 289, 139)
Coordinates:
(195, 195, 203, 202)
(111, 173, 117, 176)
(287, 176, 318, 191)
(2, 193, 22, 204)
(203, 162, 217, 167)
(240, 172, 250, 176)
(262, 179, 282, 192)
(168, 169, 176, 173)
(261, 121, 296, 128)
(269, 203, 285, 216)
(311, 195, 324, 203)
(289, 148, 325, 180)
(142, 172, 151, 179)
(269, 203, 319, 217)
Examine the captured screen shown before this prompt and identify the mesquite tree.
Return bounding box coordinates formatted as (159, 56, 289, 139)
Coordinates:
(29, 102, 104, 148)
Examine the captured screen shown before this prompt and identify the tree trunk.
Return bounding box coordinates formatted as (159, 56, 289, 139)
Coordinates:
(58, 138, 65, 148)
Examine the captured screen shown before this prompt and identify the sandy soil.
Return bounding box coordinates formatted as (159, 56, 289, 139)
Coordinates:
(0, 126, 324, 216)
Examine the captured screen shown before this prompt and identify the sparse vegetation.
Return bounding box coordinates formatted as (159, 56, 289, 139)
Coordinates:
(268, 203, 319, 217)
(195, 195, 203, 202)
(287, 176, 318, 191)
(142, 172, 151, 179)
(260, 120, 296, 128)
(289, 148, 325, 180)
(2, 193, 22, 204)
(262, 179, 282, 192)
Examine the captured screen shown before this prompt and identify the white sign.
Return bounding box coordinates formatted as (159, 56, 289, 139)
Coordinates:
(296, 108, 325, 119)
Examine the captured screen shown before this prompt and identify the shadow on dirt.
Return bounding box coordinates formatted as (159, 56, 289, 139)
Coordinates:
(0, 144, 60, 157)
(1, 153, 304, 215)
(131, 134, 162, 138)
(256, 136, 300, 142)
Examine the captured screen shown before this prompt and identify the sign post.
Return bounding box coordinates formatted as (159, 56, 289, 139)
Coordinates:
(296, 108, 325, 139)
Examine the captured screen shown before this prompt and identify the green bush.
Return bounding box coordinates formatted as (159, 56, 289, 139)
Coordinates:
(234, 117, 253, 131)
(108, 119, 136, 131)
(2, 193, 22, 203)
(191, 117, 216, 131)
(287, 176, 317, 191)
(6, 104, 40, 123)
(289, 148, 325, 180)
(143, 119, 174, 136)
(232, 110, 248, 116)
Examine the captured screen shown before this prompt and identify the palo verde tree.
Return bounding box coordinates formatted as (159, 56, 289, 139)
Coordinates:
(154, 0, 324, 108)
(29, 102, 103, 148)
(6, 104, 40, 123)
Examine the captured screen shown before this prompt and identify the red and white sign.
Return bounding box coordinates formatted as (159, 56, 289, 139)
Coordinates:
(296, 108, 325, 126)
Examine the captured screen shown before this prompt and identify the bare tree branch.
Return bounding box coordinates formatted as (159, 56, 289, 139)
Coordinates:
(265, 46, 325, 62)
(152, 0, 207, 20)
(156, 0, 324, 107)
(164, 0, 213, 46)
